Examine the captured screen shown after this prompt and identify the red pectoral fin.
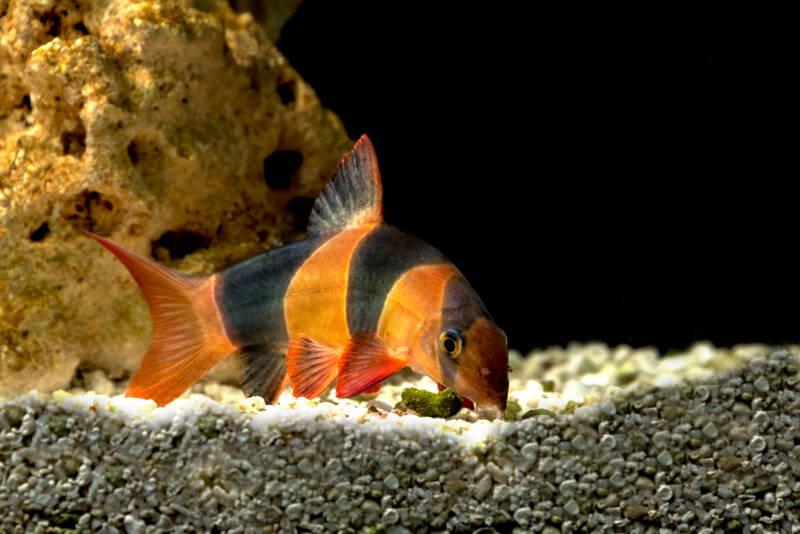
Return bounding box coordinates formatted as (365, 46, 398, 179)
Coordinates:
(362, 381, 381, 394)
(336, 333, 409, 398)
(286, 335, 341, 399)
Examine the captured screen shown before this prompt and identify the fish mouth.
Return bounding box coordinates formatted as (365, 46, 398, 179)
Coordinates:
(475, 401, 504, 421)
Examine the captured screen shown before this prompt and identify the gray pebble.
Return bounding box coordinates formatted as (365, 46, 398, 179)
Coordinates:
(382, 508, 399, 525)
(702, 422, 718, 439)
(474, 474, 492, 500)
(383, 473, 399, 491)
(520, 442, 538, 460)
(655, 484, 673, 501)
(564, 498, 580, 515)
(123, 515, 145, 534)
(754, 376, 770, 392)
(657, 450, 673, 466)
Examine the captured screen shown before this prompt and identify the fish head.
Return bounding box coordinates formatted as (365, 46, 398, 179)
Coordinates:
(429, 276, 509, 420)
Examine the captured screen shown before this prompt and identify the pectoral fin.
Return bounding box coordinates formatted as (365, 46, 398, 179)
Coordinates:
(336, 333, 409, 398)
(286, 335, 341, 398)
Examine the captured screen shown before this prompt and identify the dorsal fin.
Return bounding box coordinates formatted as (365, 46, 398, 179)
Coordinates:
(308, 134, 383, 233)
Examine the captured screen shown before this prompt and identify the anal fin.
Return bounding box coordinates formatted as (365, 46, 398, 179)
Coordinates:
(240, 344, 289, 404)
(337, 333, 409, 398)
(286, 335, 341, 398)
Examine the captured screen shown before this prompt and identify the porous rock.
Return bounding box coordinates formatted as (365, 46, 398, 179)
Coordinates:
(0, 0, 352, 397)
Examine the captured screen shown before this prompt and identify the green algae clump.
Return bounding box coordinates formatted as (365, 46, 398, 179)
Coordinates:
(504, 398, 522, 421)
(401, 387, 462, 418)
(197, 414, 220, 438)
(521, 408, 555, 419)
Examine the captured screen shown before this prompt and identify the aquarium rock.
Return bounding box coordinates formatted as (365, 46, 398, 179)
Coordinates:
(2, 344, 800, 532)
(0, 0, 352, 397)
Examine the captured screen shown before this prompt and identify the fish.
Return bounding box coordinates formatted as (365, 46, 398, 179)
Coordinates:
(86, 135, 509, 419)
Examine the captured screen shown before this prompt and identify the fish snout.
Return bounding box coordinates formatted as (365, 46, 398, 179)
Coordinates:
(476, 401, 505, 421)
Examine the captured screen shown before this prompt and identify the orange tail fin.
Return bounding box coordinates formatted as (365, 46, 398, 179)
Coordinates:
(86, 232, 236, 406)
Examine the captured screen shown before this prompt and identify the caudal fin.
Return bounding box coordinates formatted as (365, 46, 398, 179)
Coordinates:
(86, 232, 236, 406)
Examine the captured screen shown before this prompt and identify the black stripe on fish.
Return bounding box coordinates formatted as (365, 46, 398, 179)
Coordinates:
(346, 224, 446, 334)
(220, 233, 331, 346)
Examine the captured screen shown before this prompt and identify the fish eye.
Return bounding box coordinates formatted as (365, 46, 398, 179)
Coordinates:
(439, 329, 463, 358)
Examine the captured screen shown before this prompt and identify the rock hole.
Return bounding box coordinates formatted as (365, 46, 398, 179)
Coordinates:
(287, 197, 315, 231)
(20, 95, 31, 113)
(29, 222, 50, 242)
(152, 229, 210, 260)
(228, 0, 266, 22)
(277, 79, 296, 106)
(73, 21, 89, 34)
(126, 140, 139, 165)
(61, 123, 86, 157)
(263, 150, 302, 190)
(62, 190, 118, 235)
(39, 11, 62, 37)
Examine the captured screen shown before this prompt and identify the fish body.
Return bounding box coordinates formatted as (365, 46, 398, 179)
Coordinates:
(88, 136, 508, 418)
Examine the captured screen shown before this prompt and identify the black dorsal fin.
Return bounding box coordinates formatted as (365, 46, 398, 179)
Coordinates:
(308, 135, 383, 233)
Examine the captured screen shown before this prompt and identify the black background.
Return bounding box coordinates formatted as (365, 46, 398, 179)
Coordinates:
(279, 3, 792, 354)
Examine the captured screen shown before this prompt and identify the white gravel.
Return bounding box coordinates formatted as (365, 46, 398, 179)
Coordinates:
(2, 343, 800, 533)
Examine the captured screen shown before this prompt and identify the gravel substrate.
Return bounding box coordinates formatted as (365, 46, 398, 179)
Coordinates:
(2, 344, 800, 533)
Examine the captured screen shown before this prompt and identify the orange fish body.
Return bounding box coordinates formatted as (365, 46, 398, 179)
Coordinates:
(88, 136, 509, 418)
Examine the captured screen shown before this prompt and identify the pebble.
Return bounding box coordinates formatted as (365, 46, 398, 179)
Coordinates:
(702, 422, 719, 439)
(564, 499, 580, 515)
(657, 450, 674, 466)
(383, 474, 399, 491)
(520, 442, 538, 460)
(655, 485, 673, 502)
(382, 508, 399, 525)
(754, 376, 770, 392)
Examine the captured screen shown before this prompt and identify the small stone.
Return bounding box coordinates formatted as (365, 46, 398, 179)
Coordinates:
(564, 499, 580, 515)
(624, 504, 649, 520)
(753, 376, 770, 392)
(656, 485, 673, 502)
(749, 436, 766, 453)
(694, 386, 710, 402)
(702, 423, 719, 439)
(513, 506, 532, 525)
(657, 450, 673, 466)
(652, 430, 670, 449)
(297, 458, 313, 475)
(599, 434, 617, 450)
(123, 515, 145, 534)
(325, 458, 342, 473)
(493, 484, 511, 501)
(383, 474, 399, 491)
(474, 474, 492, 500)
(559, 479, 577, 496)
(521, 443, 538, 460)
(718, 456, 741, 471)
(382, 509, 399, 525)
